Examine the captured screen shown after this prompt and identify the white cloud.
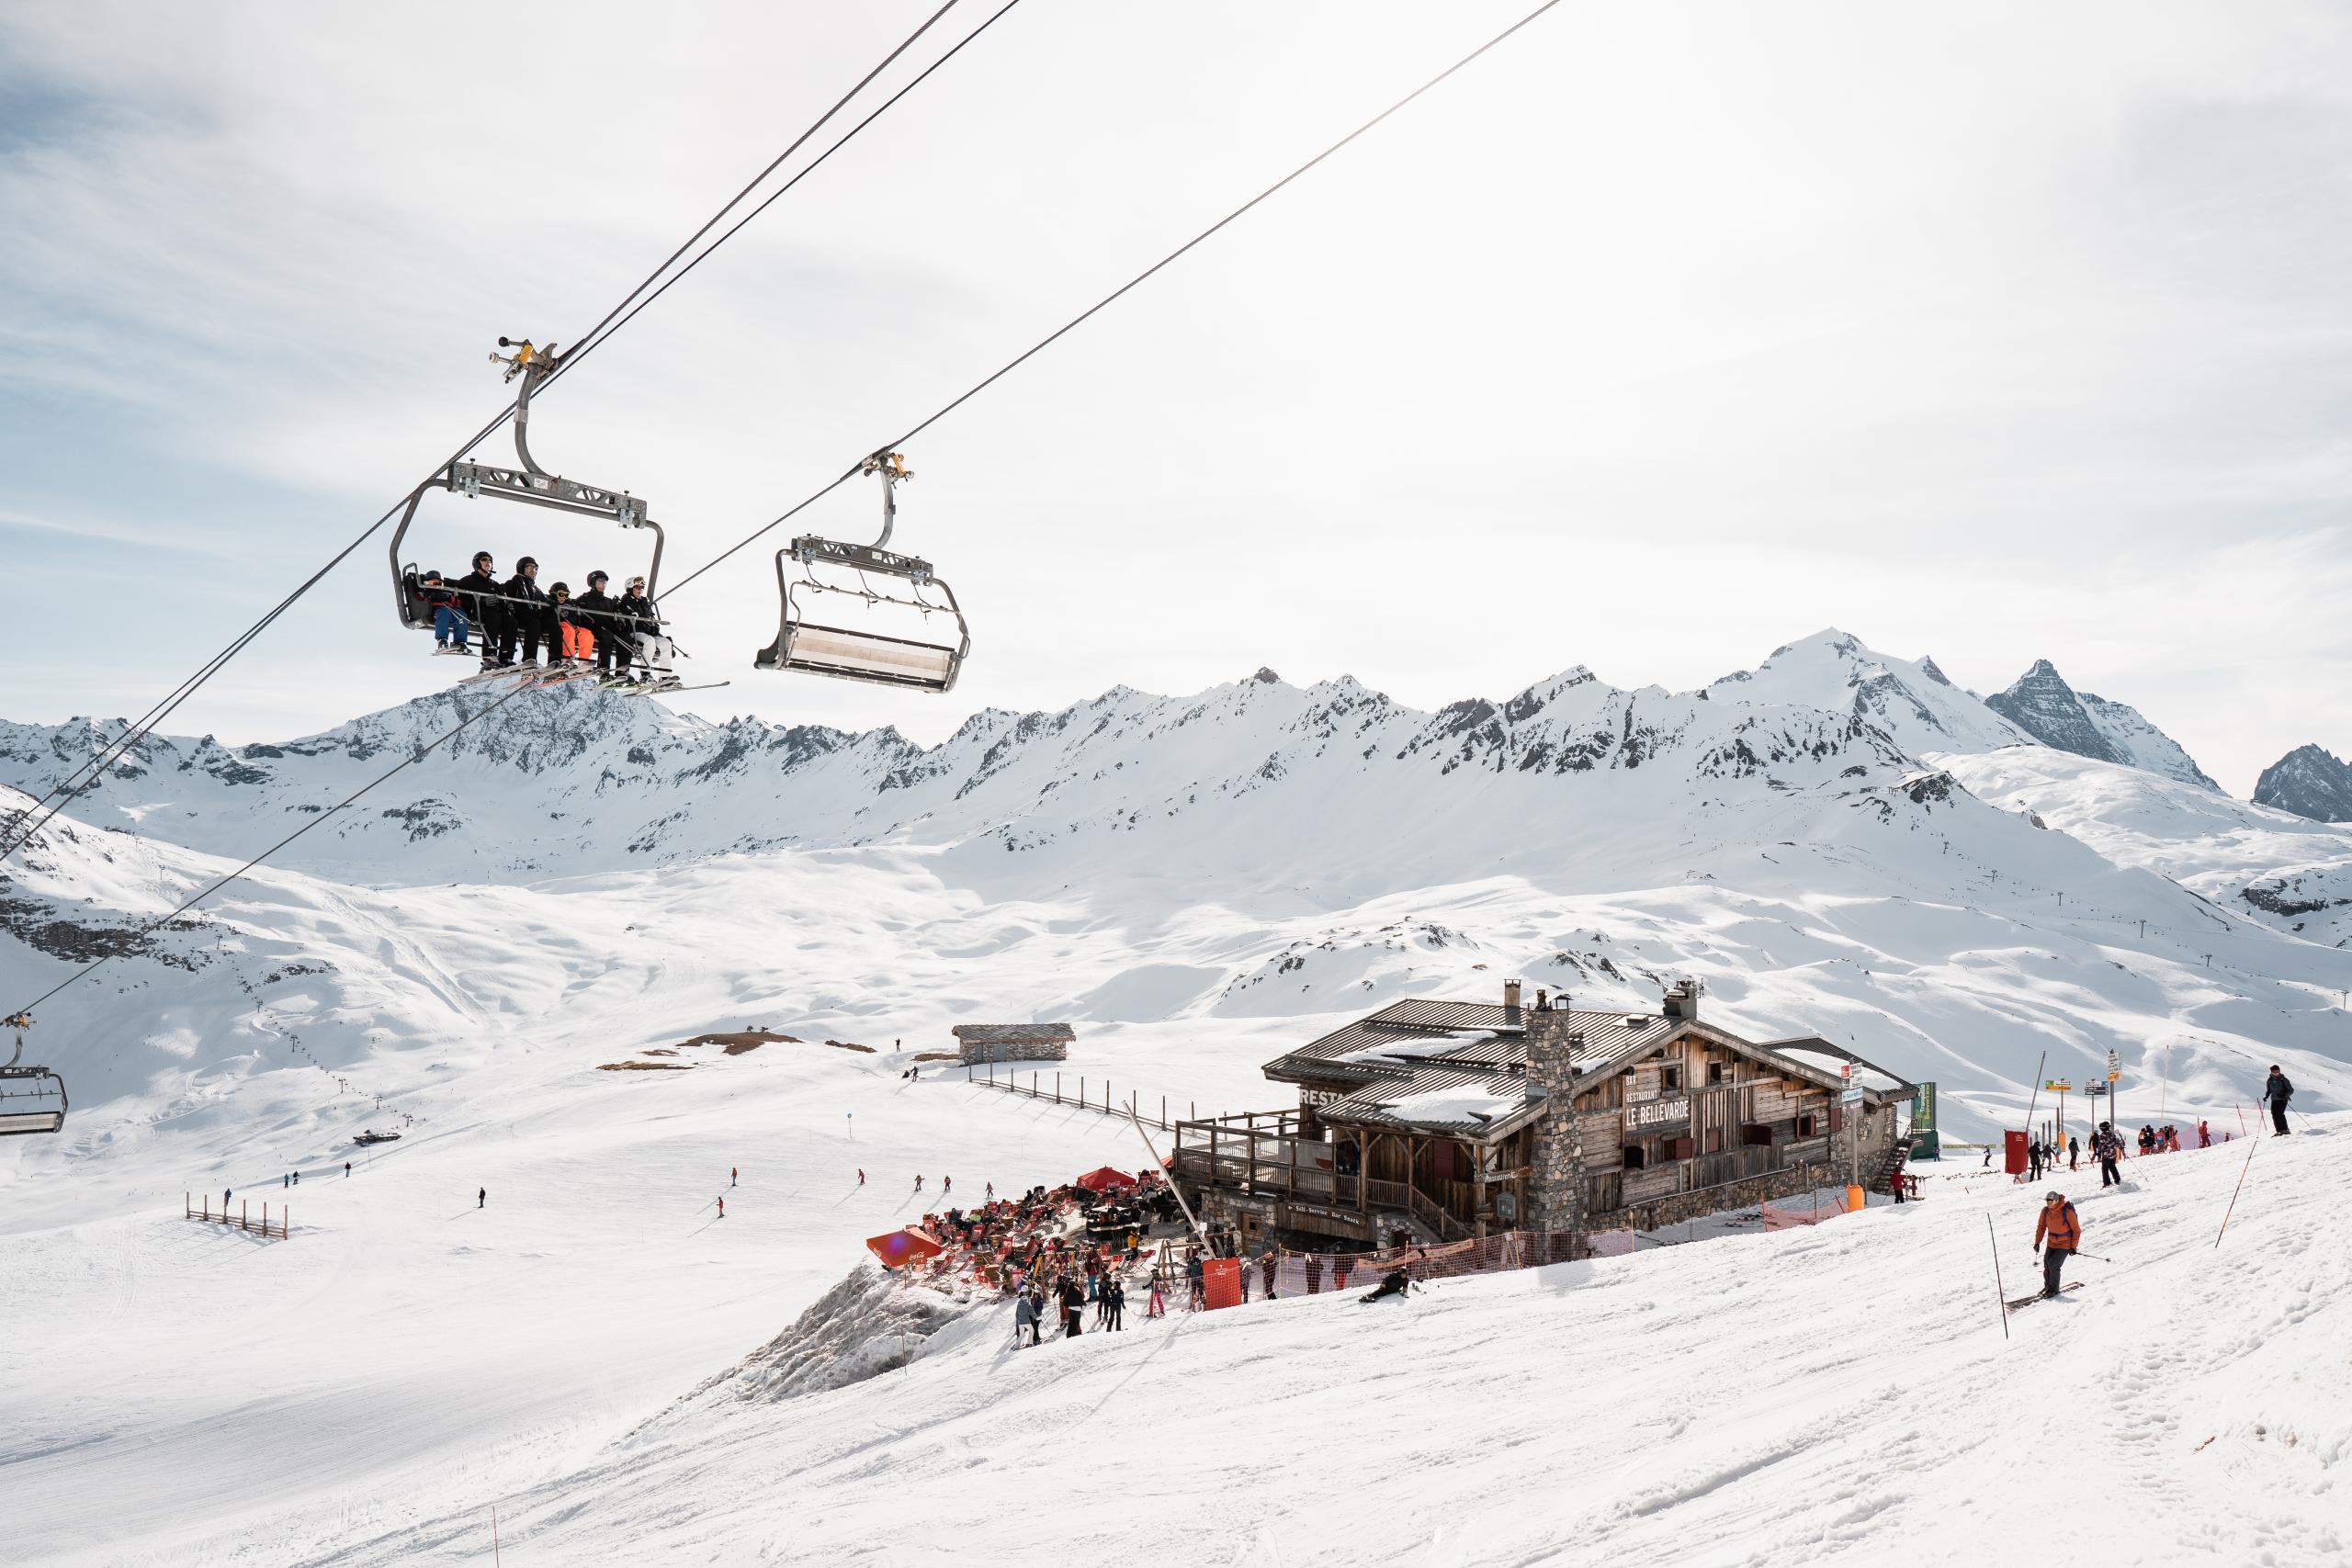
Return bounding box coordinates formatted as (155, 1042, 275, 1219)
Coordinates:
(5, 0, 2352, 792)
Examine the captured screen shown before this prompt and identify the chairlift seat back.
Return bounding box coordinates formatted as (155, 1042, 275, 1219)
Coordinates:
(0, 1108, 65, 1136)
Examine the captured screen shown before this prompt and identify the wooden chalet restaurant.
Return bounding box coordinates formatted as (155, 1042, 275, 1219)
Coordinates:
(1171, 980, 1915, 1251)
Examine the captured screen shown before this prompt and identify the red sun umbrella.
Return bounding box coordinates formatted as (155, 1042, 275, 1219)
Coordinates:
(865, 1228, 946, 1269)
(1075, 1166, 1138, 1193)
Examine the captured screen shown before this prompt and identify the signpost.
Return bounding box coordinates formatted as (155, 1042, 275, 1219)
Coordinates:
(2106, 1049, 2121, 1132)
(2043, 1079, 2074, 1151)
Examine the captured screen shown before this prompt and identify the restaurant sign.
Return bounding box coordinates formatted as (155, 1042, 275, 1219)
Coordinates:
(1625, 1095, 1691, 1133)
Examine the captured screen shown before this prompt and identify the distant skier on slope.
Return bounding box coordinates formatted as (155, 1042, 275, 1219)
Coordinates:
(2067, 1135, 2080, 1172)
(1360, 1266, 1415, 1303)
(914, 1174, 924, 1192)
(479, 1187, 486, 1209)
(2032, 1190, 2081, 1300)
(731, 1168, 738, 1188)
(2263, 1066, 2295, 1135)
(718, 1196, 725, 1218)
(858, 1168, 865, 1187)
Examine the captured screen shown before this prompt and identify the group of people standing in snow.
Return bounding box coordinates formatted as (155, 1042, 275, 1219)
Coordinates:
(415, 551, 667, 682)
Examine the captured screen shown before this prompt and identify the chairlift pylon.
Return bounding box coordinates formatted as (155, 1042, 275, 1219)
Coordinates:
(0, 1012, 66, 1137)
(388, 340, 680, 687)
(754, 451, 970, 694)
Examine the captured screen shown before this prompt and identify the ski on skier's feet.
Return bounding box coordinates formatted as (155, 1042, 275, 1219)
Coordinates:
(2005, 1281, 2084, 1311)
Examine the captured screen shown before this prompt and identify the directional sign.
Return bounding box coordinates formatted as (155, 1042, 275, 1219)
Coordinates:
(2106, 1049, 2121, 1070)
(2105, 1070, 2122, 1084)
(2043, 1079, 2075, 1093)
(1840, 1086, 1863, 1105)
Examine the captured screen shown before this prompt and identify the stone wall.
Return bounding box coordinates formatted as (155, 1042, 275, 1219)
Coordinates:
(1523, 1011, 1586, 1233)
(1608, 1157, 1839, 1233)
(956, 1038, 1070, 1066)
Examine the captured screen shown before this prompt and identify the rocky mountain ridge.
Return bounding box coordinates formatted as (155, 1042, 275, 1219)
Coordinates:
(1984, 659, 2220, 792)
(2254, 743, 2352, 824)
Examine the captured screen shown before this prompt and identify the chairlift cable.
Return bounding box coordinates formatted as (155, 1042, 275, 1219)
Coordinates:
(9, 678, 544, 1021)
(1, 0, 984, 865)
(661, 0, 1573, 600)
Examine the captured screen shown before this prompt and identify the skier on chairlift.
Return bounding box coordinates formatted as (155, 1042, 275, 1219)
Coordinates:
(575, 571, 620, 678)
(497, 558, 548, 668)
(455, 552, 503, 668)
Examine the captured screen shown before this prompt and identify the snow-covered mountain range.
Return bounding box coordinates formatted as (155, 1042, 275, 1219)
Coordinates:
(8, 626, 2352, 1566)
(4, 626, 2346, 1123)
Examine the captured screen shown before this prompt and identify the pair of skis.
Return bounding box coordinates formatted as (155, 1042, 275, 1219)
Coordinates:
(2005, 1280, 2084, 1311)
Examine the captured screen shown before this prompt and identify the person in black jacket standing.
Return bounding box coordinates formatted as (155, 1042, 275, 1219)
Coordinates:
(573, 570, 620, 677)
(496, 557, 549, 668)
(2263, 1066, 2295, 1135)
(453, 552, 504, 670)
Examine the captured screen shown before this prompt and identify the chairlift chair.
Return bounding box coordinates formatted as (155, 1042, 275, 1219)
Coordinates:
(0, 1013, 65, 1137)
(389, 339, 677, 683)
(754, 452, 970, 694)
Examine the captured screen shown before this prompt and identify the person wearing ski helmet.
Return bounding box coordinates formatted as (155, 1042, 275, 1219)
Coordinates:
(497, 557, 549, 667)
(455, 550, 504, 669)
(548, 582, 593, 666)
(574, 570, 619, 676)
(2032, 1190, 2081, 1299)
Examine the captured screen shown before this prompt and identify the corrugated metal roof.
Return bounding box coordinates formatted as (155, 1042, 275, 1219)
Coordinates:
(1317, 1066, 1544, 1140)
(1364, 999, 1523, 1032)
(1265, 1000, 1900, 1104)
(951, 1023, 1077, 1043)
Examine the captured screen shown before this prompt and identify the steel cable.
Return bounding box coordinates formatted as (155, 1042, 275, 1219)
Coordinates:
(1, 0, 983, 864)
(662, 0, 1571, 598)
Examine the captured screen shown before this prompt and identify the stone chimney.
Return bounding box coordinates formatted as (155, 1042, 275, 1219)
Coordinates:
(1662, 978, 1702, 1021)
(1523, 1008, 1588, 1233)
(1503, 978, 1523, 1026)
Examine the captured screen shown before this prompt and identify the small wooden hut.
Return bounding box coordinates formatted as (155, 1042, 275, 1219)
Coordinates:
(953, 1022, 1076, 1066)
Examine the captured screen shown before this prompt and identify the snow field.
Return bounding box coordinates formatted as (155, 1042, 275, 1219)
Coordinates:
(288, 1114, 2352, 1567)
(0, 1047, 1152, 1565)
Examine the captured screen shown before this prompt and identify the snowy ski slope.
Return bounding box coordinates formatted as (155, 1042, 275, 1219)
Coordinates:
(3, 629, 2348, 1562)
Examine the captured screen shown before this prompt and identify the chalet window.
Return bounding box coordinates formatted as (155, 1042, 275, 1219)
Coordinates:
(1622, 1143, 1647, 1170)
(1666, 1135, 1694, 1161)
(1708, 1061, 1725, 1085)
(1661, 1065, 1682, 1092)
(1739, 1123, 1774, 1147)
(1797, 1113, 1816, 1138)
(1704, 1128, 1723, 1154)
(1829, 1104, 1845, 1134)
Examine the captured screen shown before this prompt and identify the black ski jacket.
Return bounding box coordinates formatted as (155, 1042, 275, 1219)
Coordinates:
(616, 592, 657, 633)
(572, 588, 617, 632)
(453, 570, 502, 616)
(2265, 1071, 2294, 1105)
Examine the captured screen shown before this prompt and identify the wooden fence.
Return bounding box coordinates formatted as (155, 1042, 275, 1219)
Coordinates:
(966, 1061, 1189, 1133)
(186, 1191, 289, 1240)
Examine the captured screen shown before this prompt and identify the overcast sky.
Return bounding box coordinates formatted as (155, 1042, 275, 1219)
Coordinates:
(6, 1, 2350, 795)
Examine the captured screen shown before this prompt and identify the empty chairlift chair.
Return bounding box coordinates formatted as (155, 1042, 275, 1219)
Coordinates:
(754, 452, 969, 694)
(0, 1013, 65, 1137)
